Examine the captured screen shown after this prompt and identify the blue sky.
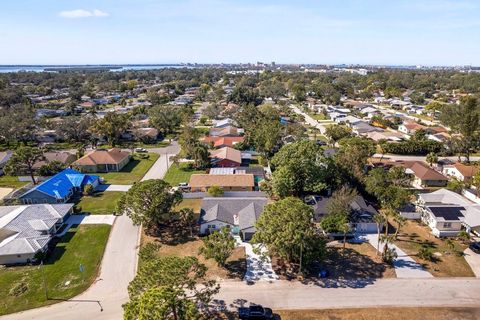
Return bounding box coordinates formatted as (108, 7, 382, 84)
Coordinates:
(1, 0, 479, 65)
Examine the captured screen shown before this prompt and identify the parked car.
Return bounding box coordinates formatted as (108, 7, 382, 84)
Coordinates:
(178, 182, 190, 191)
(135, 147, 147, 153)
(238, 305, 274, 320)
(470, 242, 480, 254)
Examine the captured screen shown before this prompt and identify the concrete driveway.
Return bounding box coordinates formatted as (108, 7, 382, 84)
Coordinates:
(235, 237, 279, 283)
(363, 234, 433, 278)
(1, 215, 140, 320)
(96, 184, 132, 192)
(464, 248, 480, 277)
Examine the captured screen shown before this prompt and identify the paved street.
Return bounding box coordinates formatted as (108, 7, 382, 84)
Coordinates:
(363, 234, 433, 278)
(214, 278, 480, 310)
(2, 214, 140, 320)
(290, 105, 327, 134)
(141, 142, 180, 181)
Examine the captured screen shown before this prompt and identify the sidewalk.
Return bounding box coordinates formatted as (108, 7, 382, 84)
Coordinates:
(363, 233, 433, 278)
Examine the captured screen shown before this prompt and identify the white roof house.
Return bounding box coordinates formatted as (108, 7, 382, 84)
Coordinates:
(417, 189, 480, 237)
(0, 204, 73, 265)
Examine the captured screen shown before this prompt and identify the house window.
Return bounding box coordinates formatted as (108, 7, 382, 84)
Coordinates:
(443, 222, 452, 228)
(207, 225, 216, 230)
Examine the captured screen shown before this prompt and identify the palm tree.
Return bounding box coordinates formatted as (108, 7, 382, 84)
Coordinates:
(373, 213, 385, 255)
(426, 152, 438, 167)
(379, 234, 396, 261)
(393, 213, 406, 240)
(192, 144, 209, 169)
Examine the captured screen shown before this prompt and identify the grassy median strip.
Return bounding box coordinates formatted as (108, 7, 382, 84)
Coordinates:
(0, 224, 111, 315)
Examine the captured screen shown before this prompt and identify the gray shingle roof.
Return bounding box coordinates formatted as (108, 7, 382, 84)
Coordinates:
(0, 204, 73, 256)
(200, 197, 268, 231)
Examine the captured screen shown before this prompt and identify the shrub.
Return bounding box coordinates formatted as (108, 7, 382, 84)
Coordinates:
(382, 247, 398, 265)
(208, 186, 224, 197)
(83, 184, 94, 196)
(138, 243, 161, 262)
(418, 247, 435, 261)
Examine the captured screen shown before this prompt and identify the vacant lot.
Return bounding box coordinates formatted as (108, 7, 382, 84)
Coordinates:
(163, 162, 205, 186)
(96, 153, 159, 184)
(394, 220, 474, 277)
(0, 224, 111, 315)
(276, 307, 480, 320)
(74, 191, 123, 214)
(272, 241, 395, 281)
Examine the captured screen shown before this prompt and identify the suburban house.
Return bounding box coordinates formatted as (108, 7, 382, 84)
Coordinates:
(208, 126, 242, 137)
(210, 147, 243, 167)
(310, 195, 380, 233)
(0, 203, 74, 265)
(203, 136, 244, 149)
(18, 168, 99, 204)
(188, 174, 255, 192)
(370, 160, 449, 188)
(213, 118, 235, 128)
(442, 163, 479, 183)
(32, 151, 77, 171)
(199, 197, 268, 240)
(398, 122, 426, 135)
(209, 166, 265, 185)
(0, 151, 13, 176)
(416, 189, 480, 237)
(74, 148, 131, 173)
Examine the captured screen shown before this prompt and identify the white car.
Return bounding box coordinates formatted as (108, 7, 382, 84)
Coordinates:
(135, 147, 147, 153)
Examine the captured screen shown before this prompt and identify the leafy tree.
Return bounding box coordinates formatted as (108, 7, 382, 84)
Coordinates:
(325, 125, 351, 146)
(473, 171, 480, 197)
(207, 185, 224, 197)
(447, 178, 465, 194)
(178, 126, 201, 158)
(252, 197, 326, 270)
(440, 97, 480, 163)
(57, 116, 93, 143)
(176, 208, 195, 237)
(335, 137, 375, 182)
(228, 86, 261, 106)
(38, 160, 66, 176)
(124, 256, 219, 320)
(199, 227, 236, 266)
(117, 180, 182, 233)
(5, 146, 44, 184)
(270, 140, 333, 197)
(148, 105, 182, 136)
(90, 112, 131, 147)
(203, 103, 223, 119)
(426, 152, 438, 167)
(192, 143, 210, 169)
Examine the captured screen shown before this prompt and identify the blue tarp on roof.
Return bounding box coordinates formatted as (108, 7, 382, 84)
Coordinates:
(23, 168, 99, 199)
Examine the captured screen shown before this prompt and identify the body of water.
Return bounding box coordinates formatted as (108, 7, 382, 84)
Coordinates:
(0, 65, 187, 73)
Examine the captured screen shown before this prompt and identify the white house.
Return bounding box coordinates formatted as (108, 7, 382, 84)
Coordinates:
(0, 204, 73, 265)
(416, 189, 480, 237)
(442, 163, 479, 183)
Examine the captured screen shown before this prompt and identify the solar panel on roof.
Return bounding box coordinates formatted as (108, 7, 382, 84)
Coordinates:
(429, 206, 465, 220)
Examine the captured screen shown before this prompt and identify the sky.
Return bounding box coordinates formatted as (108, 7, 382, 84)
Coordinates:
(1, 0, 480, 66)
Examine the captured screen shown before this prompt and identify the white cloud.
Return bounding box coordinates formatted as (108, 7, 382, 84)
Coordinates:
(58, 9, 109, 18)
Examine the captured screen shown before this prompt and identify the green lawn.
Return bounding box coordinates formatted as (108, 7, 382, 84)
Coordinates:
(0, 176, 29, 188)
(0, 224, 111, 315)
(163, 163, 205, 186)
(74, 192, 124, 215)
(96, 153, 159, 184)
(309, 113, 328, 120)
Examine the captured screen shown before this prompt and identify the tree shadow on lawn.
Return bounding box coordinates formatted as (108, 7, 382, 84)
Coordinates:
(225, 256, 246, 279)
(151, 224, 198, 246)
(43, 225, 79, 265)
(118, 159, 141, 173)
